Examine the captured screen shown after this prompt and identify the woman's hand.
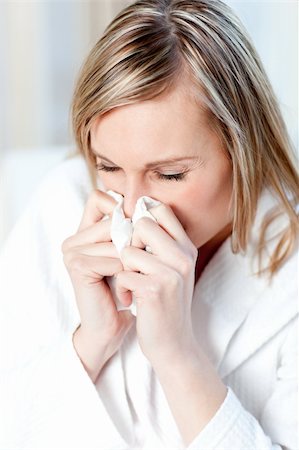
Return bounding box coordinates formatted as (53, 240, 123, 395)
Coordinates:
(61, 189, 134, 382)
(114, 204, 228, 447)
(114, 203, 198, 368)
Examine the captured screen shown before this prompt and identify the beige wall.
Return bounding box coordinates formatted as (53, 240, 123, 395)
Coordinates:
(0, 0, 297, 154)
(0, 0, 132, 154)
(4, 2, 46, 150)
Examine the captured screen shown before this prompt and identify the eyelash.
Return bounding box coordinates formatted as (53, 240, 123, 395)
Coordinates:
(95, 164, 187, 182)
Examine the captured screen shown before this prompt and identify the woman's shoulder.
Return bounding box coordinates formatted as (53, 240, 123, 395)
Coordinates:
(29, 153, 96, 239)
(249, 187, 298, 292)
(1, 153, 94, 255)
(36, 152, 93, 205)
(24, 152, 98, 225)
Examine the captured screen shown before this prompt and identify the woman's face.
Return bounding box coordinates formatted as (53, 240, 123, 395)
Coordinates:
(90, 85, 233, 250)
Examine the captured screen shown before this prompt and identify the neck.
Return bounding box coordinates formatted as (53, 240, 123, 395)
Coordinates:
(194, 223, 232, 284)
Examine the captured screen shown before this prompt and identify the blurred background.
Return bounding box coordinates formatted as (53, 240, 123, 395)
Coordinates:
(0, 0, 298, 249)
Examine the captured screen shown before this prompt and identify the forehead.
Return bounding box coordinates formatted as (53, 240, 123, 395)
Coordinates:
(90, 85, 215, 162)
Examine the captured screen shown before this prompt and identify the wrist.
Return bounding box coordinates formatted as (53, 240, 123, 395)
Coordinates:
(72, 325, 111, 383)
(151, 346, 227, 447)
(149, 336, 200, 374)
(151, 346, 200, 378)
(152, 344, 226, 397)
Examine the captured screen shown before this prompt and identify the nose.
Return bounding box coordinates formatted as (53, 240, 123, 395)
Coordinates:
(122, 178, 149, 218)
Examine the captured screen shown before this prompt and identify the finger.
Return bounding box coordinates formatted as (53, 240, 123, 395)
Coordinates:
(120, 246, 168, 275)
(115, 270, 147, 305)
(131, 217, 188, 264)
(147, 203, 190, 246)
(78, 189, 117, 232)
(72, 242, 120, 258)
(66, 254, 123, 278)
(62, 218, 113, 251)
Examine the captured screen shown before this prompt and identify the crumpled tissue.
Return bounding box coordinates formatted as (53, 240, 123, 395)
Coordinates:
(104, 190, 161, 316)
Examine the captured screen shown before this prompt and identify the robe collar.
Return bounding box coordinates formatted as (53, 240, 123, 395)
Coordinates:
(192, 188, 298, 378)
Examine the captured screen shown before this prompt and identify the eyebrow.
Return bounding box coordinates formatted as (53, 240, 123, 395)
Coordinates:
(91, 147, 199, 168)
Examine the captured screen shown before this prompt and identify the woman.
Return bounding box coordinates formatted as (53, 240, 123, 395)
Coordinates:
(0, 0, 298, 449)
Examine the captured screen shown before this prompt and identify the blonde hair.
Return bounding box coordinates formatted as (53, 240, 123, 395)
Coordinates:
(70, 0, 299, 278)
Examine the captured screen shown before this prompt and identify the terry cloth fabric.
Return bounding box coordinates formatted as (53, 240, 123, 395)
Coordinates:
(0, 154, 297, 450)
(105, 190, 161, 316)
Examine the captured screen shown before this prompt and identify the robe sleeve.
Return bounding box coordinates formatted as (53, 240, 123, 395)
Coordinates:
(0, 334, 128, 450)
(0, 166, 129, 450)
(186, 318, 298, 450)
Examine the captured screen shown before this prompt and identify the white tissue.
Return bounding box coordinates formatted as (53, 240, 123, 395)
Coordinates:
(105, 190, 161, 316)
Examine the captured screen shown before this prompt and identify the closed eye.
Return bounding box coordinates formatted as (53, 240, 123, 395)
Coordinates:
(95, 164, 119, 172)
(155, 172, 187, 181)
(95, 164, 187, 182)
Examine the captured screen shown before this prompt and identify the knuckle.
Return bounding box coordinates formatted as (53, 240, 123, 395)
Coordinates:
(61, 236, 73, 253)
(177, 254, 194, 276)
(144, 281, 162, 299)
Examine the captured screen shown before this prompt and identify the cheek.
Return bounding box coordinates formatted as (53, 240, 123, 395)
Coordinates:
(168, 164, 233, 238)
(199, 164, 233, 212)
(96, 173, 122, 193)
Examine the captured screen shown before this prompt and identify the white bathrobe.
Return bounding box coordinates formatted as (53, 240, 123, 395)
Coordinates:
(0, 154, 297, 450)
